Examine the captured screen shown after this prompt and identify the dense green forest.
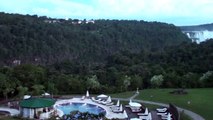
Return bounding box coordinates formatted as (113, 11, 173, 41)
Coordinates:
(0, 40, 212, 98)
(0, 12, 189, 65)
(0, 13, 212, 99)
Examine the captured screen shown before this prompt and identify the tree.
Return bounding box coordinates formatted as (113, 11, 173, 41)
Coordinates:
(86, 75, 100, 93)
(150, 74, 164, 88)
(199, 71, 213, 87)
(0, 73, 16, 100)
(31, 84, 45, 95)
(17, 86, 28, 98)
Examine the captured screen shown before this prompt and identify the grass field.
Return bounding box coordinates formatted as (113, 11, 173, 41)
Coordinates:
(112, 88, 213, 120)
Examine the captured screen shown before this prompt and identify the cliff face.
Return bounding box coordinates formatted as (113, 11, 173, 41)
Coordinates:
(182, 30, 213, 43)
(180, 23, 213, 43)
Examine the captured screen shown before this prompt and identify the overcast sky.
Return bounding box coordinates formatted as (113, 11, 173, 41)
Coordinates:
(0, 0, 212, 26)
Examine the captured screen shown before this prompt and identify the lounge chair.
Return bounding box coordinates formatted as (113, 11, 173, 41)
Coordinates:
(81, 96, 85, 100)
(156, 108, 167, 113)
(138, 108, 148, 116)
(138, 113, 152, 120)
(157, 112, 168, 116)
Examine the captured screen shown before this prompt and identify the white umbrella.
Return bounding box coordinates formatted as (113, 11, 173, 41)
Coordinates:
(148, 113, 152, 120)
(123, 110, 128, 118)
(97, 94, 108, 98)
(86, 90, 89, 97)
(167, 113, 171, 120)
(116, 100, 120, 107)
(106, 96, 112, 102)
(120, 104, 123, 111)
(144, 108, 148, 115)
(129, 99, 132, 104)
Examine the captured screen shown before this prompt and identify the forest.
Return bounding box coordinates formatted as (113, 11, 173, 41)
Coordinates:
(0, 12, 212, 99)
(0, 12, 189, 65)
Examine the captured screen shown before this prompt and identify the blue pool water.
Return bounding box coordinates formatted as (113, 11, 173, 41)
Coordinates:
(56, 103, 106, 115)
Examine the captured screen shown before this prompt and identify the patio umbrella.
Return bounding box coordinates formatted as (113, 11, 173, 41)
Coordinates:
(120, 104, 123, 111)
(129, 99, 132, 104)
(97, 94, 108, 98)
(116, 100, 120, 107)
(144, 108, 148, 115)
(86, 90, 89, 97)
(167, 113, 171, 120)
(106, 96, 112, 103)
(148, 113, 152, 119)
(123, 110, 128, 118)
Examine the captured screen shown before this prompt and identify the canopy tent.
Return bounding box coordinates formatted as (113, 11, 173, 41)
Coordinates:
(86, 90, 89, 97)
(20, 98, 56, 108)
(97, 94, 108, 98)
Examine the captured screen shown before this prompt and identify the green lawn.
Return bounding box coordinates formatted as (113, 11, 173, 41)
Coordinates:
(112, 88, 213, 120)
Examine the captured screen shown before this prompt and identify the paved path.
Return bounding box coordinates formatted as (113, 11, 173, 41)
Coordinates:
(112, 92, 205, 120)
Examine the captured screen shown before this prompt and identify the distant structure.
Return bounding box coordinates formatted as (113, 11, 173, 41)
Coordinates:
(12, 59, 21, 66)
(182, 30, 213, 43)
(44, 19, 95, 25)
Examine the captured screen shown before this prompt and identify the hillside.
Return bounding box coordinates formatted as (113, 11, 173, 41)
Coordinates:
(0, 12, 189, 65)
(180, 23, 213, 31)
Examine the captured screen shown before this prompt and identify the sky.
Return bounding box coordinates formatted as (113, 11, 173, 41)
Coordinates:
(0, 0, 212, 26)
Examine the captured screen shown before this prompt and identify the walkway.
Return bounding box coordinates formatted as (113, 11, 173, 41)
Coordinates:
(0, 107, 20, 116)
(112, 92, 205, 120)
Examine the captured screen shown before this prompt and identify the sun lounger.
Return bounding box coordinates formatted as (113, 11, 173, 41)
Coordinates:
(156, 108, 167, 113)
(105, 102, 114, 106)
(139, 113, 152, 120)
(81, 96, 85, 100)
(157, 112, 168, 116)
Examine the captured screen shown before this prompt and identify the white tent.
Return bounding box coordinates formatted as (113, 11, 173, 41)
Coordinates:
(86, 90, 89, 97)
(106, 96, 112, 103)
(116, 100, 120, 107)
(97, 94, 108, 98)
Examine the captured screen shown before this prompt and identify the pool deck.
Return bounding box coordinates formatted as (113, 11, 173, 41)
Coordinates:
(54, 97, 128, 119)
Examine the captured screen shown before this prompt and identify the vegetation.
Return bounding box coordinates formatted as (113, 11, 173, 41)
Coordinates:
(0, 12, 189, 65)
(133, 88, 212, 120)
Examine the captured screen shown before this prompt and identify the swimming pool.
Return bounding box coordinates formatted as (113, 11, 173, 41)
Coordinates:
(56, 102, 106, 115)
